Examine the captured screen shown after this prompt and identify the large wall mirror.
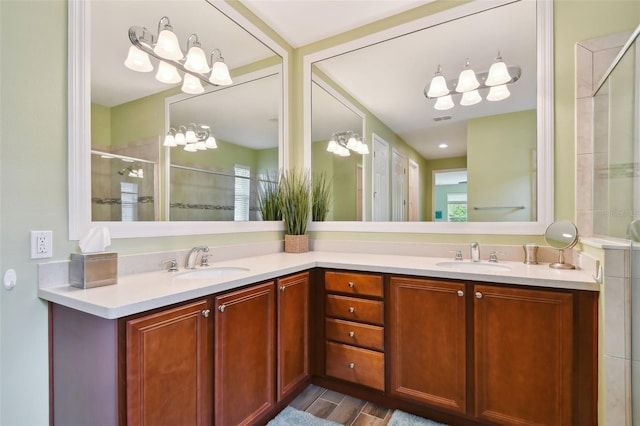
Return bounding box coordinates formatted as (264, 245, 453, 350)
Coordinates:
(304, 0, 553, 234)
(69, 0, 289, 239)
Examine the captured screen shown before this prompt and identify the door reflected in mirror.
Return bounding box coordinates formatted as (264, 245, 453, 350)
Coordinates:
(309, 0, 539, 223)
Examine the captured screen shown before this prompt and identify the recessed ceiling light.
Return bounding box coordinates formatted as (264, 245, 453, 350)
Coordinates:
(438, 143, 448, 149)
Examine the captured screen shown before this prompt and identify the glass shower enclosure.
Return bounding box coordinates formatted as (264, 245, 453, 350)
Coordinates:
(593, 24, 640, 424)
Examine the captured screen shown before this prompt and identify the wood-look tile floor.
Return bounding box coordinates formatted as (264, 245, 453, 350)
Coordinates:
(289, 384, 392, 425)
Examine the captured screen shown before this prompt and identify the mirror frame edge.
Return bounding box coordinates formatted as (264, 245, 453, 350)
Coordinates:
(68, 0, 289, 239)
(304, 0, 554, 235)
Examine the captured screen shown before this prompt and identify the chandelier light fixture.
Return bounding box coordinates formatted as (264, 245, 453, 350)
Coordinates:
(124, 16, 233, 94)
(424, 52, 520, 110)
(164, 123, 218, 152)
(326, 131, 369, 156)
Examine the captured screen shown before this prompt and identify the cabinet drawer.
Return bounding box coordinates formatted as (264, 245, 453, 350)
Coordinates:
(326, 318, 384, 351)
(325, 341, 384, 391)
(325, 271, 383, 298)
(326, 295, 384, 325)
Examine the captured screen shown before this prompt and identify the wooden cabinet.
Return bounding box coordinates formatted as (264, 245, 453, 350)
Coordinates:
(125, 298, 213, 426)
(473, 284, 573, 426)
(277, 272, 310, 401)
(389, 277, 466, 413)
(323, 271, 385, 391)
(214, 281, 276, 426)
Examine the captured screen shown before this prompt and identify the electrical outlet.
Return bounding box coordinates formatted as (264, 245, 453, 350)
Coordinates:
(31, 231, 53, 259)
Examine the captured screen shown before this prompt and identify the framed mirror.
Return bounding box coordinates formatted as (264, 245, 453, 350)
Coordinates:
(304, 0, 553, 234)
(69, 0, 289, 239)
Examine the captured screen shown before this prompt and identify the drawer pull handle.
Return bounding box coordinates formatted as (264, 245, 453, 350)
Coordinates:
(348, 307, 355, 313)
(201, 309, 211, 318)
(475, 292, 483, 299)
(348, 282, 355, 288)
(218, 304, 226, 313)
(457, 290, 464, 297)
(348, 331, 355, 338)
(348, 363, 355, 369)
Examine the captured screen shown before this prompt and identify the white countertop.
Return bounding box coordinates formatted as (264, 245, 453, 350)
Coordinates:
(38, 251, 599, 319)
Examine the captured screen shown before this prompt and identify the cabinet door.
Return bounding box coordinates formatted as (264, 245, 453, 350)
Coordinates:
(474, 285, 573, 426)
(389, 277, 466, 413)
(126, 298, 212, 426)
(215, 282, 275, 426)
(277, 272, 310, 401)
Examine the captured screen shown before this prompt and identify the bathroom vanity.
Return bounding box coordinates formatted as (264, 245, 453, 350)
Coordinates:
(41, 251, 598, 426)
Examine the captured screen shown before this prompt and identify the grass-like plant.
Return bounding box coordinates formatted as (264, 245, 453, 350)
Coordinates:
(257, 173, 282, 221)
(312, 171, 332, 221)
(279, 168, 311, 235)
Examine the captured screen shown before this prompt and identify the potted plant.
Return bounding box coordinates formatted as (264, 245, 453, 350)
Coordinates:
(279, 168, 311, 253)
(257, 173, 282, 221)
(312, 171, 332, 222)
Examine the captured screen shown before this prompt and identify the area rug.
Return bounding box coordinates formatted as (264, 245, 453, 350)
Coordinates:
(388, 410, 449, 426)
(267, 406, 342, 426)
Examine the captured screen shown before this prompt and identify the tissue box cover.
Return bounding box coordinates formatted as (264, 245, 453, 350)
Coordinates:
(70, 252, 118, 289)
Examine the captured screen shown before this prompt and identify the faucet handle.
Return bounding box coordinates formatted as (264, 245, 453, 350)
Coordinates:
(161, 258, 179, 272)
(488, 251, 505, 263)
(449, 250, 463, 261)
(200, 254, 209, 267)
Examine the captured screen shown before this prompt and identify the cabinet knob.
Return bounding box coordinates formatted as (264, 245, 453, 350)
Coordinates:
(201, 309, 211, 318)
(348, 307, 355, 313)
(348, 331, 355, 338)
(218, 304, 226, 312)
(457, 290, 464, 297)
(348, 362, 355, 369)
(348, 282, 355, 288)
(280, 285, 286, 292)
(475, 292, 483, 299)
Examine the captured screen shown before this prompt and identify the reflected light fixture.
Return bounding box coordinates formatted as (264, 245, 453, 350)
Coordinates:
(125, 16, 233, 95)
(424, 51, 520, 110)
(164, 123, 217, 152)
(326, 131, 369, 156)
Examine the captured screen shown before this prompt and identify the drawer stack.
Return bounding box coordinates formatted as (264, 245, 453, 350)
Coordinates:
(324, 271, 384, 391)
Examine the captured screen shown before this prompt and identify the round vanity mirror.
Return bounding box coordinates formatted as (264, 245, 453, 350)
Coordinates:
(544, 220, 579, 269)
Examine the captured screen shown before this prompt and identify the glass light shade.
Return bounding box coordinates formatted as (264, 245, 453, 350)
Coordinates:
(460, 90, 482, 106)
(338, 146, 351, 157)
(195, 141, 207, 150)
(175, 131, 186, 145)
(184, 143, 198, 152)
(487, 84, 511, 101)
(455, 68, 480, 93)
(358, 143, 370, 155)
(155, 61, 181, 84)
(209, 61, 232, 86)
(434, 95, 454, 110)
(427, 75, 449, 98)
(205, 136, 217, 149)
(184, 46, 211, 73)
(185, 129, 197, 143)
(154, 29, 183, 60)
(163, 133, 176, 147)
(326, 140, 338, 153)
(124, 46, 153, 72)
(181, 73, 204, 94)
(346, 136, 359, 150)
(137, 169, 144, 178)
(485, 61, 511, 86)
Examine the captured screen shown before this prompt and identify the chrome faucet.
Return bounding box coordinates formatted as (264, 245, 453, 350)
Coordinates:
(185, 246, 209, 269)
(470, 242, 480, 262)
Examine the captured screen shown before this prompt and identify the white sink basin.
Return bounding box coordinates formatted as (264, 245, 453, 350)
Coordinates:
(436, 261, 511, 273)
(176, 266, 250, 280)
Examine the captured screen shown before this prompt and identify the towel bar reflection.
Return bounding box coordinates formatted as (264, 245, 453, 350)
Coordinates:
(473, 205, 525, 210)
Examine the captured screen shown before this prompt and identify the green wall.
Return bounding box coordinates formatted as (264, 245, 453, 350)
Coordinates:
(1, 0, 639, 424)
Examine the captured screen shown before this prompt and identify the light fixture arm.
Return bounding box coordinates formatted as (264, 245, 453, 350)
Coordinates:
(185, 34, 200, 52)
(128, 25, 226, 87)
(157, 16, 172, 36)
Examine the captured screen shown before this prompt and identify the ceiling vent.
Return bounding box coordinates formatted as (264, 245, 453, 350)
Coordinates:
(433, 115, 452, 122)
